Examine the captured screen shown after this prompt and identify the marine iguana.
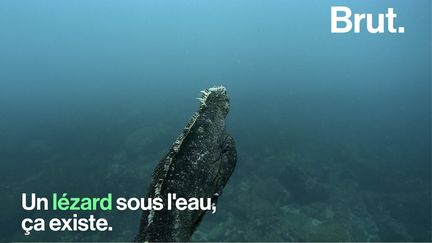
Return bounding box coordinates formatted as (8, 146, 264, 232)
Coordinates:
(134, 86, 237, 242)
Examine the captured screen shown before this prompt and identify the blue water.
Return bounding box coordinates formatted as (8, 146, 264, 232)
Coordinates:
(0, 0, 430, 241)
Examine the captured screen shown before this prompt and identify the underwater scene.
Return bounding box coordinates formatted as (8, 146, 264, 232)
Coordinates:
(0, 0, 430, 242)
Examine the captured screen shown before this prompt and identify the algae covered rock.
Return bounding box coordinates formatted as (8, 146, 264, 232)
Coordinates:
(279, 164, 330, 204)
(309, 221, 351, 242)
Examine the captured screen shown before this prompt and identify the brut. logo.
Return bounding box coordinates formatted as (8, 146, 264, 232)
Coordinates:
(331, 6, 405, 33)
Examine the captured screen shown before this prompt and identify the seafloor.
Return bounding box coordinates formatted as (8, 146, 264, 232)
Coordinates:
(1, 106, 430, 242)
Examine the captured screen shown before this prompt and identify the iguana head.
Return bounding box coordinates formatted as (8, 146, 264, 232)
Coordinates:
(197, 86, 230, 117)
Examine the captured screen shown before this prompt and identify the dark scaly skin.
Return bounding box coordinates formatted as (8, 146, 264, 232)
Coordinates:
(134, 86, 237, 242)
